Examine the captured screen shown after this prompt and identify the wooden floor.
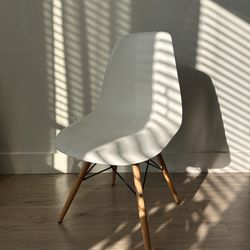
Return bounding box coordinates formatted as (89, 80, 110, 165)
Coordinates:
(0, 172, 250, 250)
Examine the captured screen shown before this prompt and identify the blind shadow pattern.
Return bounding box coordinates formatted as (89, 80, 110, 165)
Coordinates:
(43, 0, 131, 172)
(39, 0, 250, 249)
(196, 0, 250, 172)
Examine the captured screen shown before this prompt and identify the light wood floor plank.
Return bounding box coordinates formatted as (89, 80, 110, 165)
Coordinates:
(0, 173, 250, 250)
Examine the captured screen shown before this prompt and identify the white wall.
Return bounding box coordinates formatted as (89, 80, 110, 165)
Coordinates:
(0, 0, 250, 173)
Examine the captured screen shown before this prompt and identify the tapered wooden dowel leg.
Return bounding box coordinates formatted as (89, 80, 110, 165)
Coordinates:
(132, 164, 152, 250)
(57, 161, 91, 223)
(156, 153, 181, 204)
(111, 165, 117, 186)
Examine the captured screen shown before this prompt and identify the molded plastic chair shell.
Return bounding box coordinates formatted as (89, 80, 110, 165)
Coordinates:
(56, 32, 182, 165)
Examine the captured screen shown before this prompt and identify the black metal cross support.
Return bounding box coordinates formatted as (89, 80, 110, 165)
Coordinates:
(81, 160, 162, 195)
(85, 163, 96, 175)
(142, 161, 149, 189)
(148, 159, 162, 170)
(83, 166, 112, 180)
(111, 166, 136, 195)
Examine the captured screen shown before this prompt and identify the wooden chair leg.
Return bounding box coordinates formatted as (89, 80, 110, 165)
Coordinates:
(111, 165, 117, 186)
(132, 164, 152, 250)
(57, 161, 91, 223)
(156, 153, 181, 204)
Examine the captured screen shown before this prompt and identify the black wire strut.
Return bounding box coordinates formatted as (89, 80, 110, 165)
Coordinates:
(111, 166, 136, 195)
(81, 160, 163, 195)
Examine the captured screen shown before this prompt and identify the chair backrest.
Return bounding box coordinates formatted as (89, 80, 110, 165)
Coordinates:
(96, 32, 182, 149)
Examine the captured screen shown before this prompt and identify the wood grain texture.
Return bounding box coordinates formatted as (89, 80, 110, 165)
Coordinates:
(157, 154, 181, 204)
(132, 164, 151, 250)
(58, 161, 91, 223)
(0, 173, 250, 250)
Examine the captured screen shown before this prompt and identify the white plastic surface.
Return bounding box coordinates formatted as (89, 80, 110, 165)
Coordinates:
(56, 32, 182, 165)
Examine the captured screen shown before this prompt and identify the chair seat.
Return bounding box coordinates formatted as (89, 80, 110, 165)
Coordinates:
(56, 110, 167, 165)
(56, 32, 182, 166)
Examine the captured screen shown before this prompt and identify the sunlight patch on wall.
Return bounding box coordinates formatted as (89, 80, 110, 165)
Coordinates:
(63, 1, 85, 120)
(44, 0, 132, 172)
(43, 0, 69, 172)
(52, 0, 69, 172)
(52, 0, 69, 128)
(196, 0, 250, 171)
(83, 0, 131, 110)
(43, 0, 56, 149)
(83, 0, 111, 110)
(190, 1, 250, 247)
(112, 0, 131, 41)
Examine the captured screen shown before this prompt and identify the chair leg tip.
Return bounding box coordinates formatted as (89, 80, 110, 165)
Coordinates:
(175, 198, 182, 205)
(174, 195, 182, 205)
(57, 218, 63, 223)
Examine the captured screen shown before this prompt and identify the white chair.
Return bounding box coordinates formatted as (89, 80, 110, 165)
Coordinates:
(56, 32, 182, 250)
